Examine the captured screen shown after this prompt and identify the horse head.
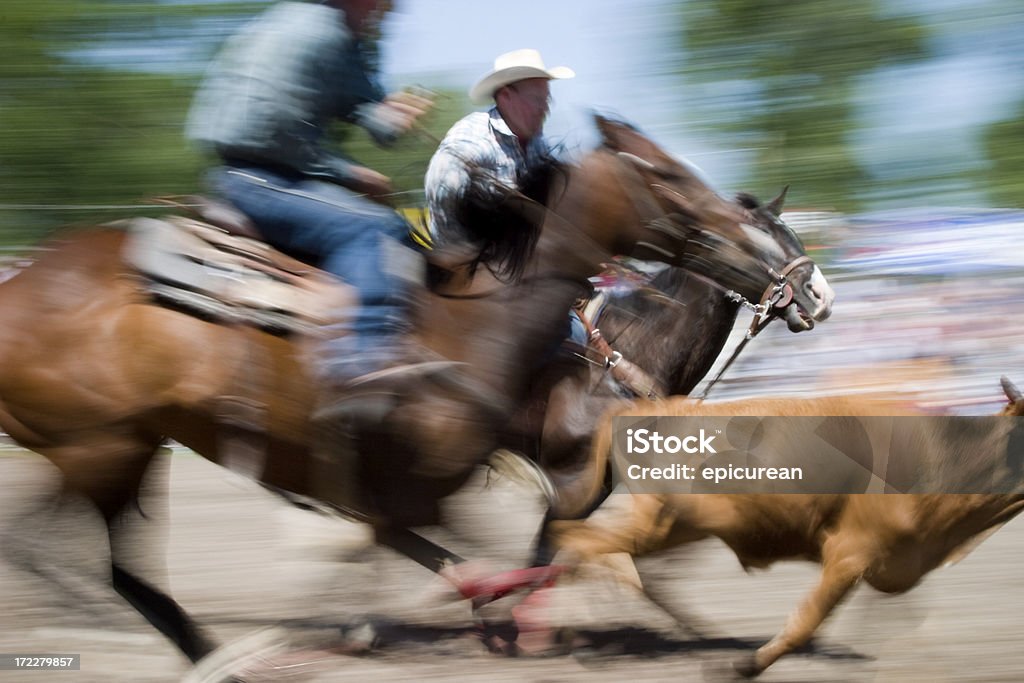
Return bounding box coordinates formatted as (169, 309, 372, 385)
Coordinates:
(735, 189, 834, 331)
(590, 114, 834, 333)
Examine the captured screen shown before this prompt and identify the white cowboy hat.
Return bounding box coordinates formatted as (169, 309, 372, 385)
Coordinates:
(469, 49, 575, 105)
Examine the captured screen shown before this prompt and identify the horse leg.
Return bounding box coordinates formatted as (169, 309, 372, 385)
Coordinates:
(529, 383, 627, 567)
(483, 449, 586, 567)
(529, 496, 607, 567)
(111, 565, 217, 663)
(5, 475, 222, 660)
(375, 525, 466, 572)
(105, 447, 219, 663)
(1, 479, 128, 620)
(48, 436, 219, 663)
(736, 536, 867, 678)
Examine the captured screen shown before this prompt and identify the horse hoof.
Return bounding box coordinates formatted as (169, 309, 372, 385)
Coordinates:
(183, 626, 290, 683)
(482, 633, 519, 657)
(732, 653, 764, 679)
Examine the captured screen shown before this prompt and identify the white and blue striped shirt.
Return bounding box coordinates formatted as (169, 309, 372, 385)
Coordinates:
(425, 107, 553, 246)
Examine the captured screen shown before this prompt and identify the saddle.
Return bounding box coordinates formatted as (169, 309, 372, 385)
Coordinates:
(123, 198, 355, 335)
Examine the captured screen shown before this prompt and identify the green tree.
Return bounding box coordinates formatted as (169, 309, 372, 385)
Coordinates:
(973, 0, 1024, 209)
(982, 108, 1024, 208)
(0, 1, 260, 240)
(679, 0, 931, 211)
(0, 1, 464, 242)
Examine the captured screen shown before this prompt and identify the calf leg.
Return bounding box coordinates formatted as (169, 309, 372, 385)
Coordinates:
(551, 494, 706, 559)
(548, 495, 715, 636)
(738, 537, 867, 678)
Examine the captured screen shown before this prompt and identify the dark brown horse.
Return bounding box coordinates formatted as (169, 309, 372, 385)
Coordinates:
(0, 116, 823, 667)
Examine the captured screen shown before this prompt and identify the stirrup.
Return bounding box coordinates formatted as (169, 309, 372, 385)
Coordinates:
(344, 360, 464, 391)
(314, 360, 465, 426)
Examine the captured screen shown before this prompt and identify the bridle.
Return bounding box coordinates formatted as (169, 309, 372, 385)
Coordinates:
(731, 253, 815, 332)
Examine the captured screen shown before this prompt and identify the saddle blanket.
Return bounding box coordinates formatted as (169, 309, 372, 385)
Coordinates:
(123, 216, 355, 335)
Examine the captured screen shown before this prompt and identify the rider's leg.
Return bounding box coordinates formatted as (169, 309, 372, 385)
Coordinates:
(210, 165, 420, 383)
(566, 308, 588, 348)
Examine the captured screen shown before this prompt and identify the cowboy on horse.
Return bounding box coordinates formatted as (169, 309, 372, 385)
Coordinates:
(186, 0, 436, 406)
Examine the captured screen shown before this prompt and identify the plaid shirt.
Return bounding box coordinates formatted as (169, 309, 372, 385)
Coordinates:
(186, 1, 400, 185)
(425, 107, 553, 246)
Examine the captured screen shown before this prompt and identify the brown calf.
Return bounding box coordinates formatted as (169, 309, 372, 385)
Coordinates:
(551, 379, 1024, 677)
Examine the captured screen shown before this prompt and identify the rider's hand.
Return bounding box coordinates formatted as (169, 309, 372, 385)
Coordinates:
(348, 166, 393, 200)
(378, 88, 435, 135)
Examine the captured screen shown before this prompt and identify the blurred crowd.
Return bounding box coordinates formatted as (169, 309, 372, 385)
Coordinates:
(696, 210, 1024, 415)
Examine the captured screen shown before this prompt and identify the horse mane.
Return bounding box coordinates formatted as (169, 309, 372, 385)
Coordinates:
(456, 155, 565, 282)
(735, 192, 762, 211)
(598, 116, 642, 136)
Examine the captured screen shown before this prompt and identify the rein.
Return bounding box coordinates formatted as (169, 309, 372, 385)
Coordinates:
(694, 253, 813, 400)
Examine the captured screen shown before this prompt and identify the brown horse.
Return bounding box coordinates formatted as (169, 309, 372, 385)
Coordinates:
(549, 379, 1024, 677)
(0, 115, 822, 666)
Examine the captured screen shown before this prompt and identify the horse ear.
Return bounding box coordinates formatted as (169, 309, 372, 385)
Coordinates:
(766, 185, 789, 217)
(594, 114, 616, 148)
(734, 192, 760, 211)
(594, 114, 628, 151)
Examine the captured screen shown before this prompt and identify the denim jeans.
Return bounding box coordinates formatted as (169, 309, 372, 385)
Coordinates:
(567, 308, 588, 347)
(210, 164, 416, 377)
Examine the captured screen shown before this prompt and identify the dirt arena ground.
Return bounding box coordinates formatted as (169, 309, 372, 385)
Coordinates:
(2, 446, 1023, 683)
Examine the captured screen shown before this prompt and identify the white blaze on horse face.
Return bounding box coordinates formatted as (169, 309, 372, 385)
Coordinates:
(783, 264, 834, 324)
(805, 265, 835, 321)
